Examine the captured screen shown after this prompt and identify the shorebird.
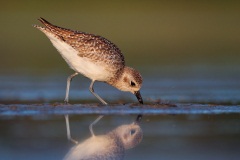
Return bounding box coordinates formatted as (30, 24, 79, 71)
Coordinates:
(33, 18, 143, 105)
(64, 116, 143, 160)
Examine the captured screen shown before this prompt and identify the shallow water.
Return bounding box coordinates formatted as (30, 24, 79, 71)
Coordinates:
(0, 72, 240, 160)
(1, 68, 240, 104)
(0, 114, 240, 160)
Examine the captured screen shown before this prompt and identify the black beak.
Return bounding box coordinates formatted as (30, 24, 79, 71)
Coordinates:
(135, 114, 143, 123)
(134, 91, 143, 104)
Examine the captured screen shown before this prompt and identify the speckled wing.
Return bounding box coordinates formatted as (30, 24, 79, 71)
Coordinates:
(37, 18, 125, 69)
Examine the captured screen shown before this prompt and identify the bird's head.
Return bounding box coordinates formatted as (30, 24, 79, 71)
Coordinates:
(113, 67, 143, 104)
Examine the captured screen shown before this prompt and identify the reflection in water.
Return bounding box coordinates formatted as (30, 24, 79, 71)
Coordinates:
(0, 115, 239, 159)
(64, 115, 143, 160)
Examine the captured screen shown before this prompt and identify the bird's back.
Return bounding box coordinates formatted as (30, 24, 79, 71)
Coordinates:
(34, 18, 126, 81)
(37, 18, 125, 68)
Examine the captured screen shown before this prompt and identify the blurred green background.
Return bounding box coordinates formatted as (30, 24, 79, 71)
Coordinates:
(0, 0, 239, 75)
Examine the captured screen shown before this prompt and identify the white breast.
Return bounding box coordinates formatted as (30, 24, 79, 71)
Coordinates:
(43, 32, 110, 81)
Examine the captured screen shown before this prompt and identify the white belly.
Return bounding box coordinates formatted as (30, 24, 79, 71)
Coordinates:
(44, 32, 109, 81)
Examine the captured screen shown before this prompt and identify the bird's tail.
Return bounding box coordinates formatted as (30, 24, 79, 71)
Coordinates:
(34, 17, 73, 35)
(37, 17, 55, 29)
(32, 17, 52, 31)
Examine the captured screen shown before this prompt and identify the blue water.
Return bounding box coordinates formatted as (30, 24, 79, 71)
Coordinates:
(1, 70, 240, 104)
(0, 114, 239, 160)
(0, 69, 240, 160)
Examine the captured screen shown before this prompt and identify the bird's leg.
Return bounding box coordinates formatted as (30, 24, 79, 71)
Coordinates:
(89, 80, 107, 136)
(64, 73, 78, 144)
(89, 115, 104, 137)
(89, 80, 108, 105)
(65, 115, 78, 144)
(64, 72, 78, 104)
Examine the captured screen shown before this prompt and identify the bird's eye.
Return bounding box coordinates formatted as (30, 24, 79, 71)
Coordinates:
(130, 81, 136, 86)
(130, 129, 136, 135)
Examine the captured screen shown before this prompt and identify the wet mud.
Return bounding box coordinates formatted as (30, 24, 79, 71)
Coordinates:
(1, 103, 239, 116)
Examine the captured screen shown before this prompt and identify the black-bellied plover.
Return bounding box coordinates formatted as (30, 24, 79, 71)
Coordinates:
(63, 116, 143, 160)
(33, 18, 143, 105)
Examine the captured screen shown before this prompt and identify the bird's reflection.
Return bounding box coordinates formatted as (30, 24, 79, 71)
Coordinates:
(64, 115, 143, 160)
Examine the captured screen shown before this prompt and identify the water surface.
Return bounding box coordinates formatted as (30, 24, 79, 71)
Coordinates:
(0, 72, 240, 160)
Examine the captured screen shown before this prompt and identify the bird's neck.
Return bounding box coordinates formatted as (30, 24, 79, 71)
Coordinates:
(107, 67, 125, 88)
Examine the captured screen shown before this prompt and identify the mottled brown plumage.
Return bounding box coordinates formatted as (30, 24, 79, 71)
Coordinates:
(37, 18, 124, 76)
(34, 18, 143, 104)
